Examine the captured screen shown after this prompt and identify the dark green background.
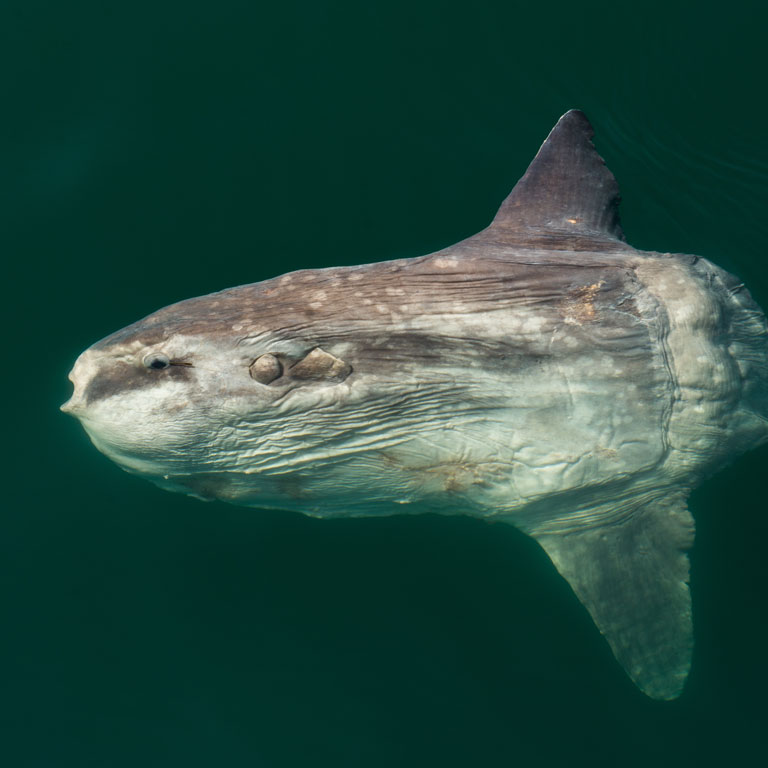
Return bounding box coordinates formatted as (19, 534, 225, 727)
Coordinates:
(3, 1, 768, 765)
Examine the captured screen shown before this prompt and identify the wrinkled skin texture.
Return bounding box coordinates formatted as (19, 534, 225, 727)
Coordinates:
(62, 111, 768, 700)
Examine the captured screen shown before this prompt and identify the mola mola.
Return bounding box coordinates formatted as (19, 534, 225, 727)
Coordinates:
(62, 110, 768, 700)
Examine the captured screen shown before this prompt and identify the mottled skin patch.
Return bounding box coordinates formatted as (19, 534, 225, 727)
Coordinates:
(559, 280, 606, 324)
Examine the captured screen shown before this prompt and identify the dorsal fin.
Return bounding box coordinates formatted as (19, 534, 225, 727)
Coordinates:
(491, 110, 624, 242)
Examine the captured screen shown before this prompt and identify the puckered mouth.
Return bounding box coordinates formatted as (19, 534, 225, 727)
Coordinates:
(60, 397, 87, 417)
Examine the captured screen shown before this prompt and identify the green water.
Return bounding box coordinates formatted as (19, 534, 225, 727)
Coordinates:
(4, 1, 768, 765)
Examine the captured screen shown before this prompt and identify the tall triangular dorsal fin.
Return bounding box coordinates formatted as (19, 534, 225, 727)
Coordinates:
(527, 495, 694, 700)
(491, 110, 625, 242)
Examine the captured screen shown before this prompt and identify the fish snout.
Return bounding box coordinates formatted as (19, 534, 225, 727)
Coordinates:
(60, 395, 85, 416)
(60, 356, 93, 418)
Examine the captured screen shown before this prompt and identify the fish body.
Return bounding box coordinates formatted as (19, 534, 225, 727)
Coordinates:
(62, 111, 768, 699)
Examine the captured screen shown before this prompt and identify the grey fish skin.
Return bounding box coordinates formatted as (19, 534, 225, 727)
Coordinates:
(62, 111, 768, 700)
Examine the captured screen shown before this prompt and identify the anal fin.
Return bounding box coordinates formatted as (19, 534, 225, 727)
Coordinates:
(530, 496, 695, 700)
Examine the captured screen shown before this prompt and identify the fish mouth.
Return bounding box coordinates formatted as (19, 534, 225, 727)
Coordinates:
(61, 360, 89, 417)
(60, 398, 83, 416)
(60, 388, 89, 417)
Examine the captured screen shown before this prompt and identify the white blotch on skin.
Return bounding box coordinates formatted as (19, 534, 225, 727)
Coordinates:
(522, 316, 545, 332)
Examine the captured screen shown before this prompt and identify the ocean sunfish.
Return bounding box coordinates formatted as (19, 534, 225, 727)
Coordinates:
(61, 110, 768, 699)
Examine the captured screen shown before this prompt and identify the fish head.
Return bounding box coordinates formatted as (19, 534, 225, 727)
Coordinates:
(61, 309, 255, 480)
(60, 273, 482, 510)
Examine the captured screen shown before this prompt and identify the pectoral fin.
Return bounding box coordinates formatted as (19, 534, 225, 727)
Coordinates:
(289, 348, 352, 382)
(529, 496, 695, 700)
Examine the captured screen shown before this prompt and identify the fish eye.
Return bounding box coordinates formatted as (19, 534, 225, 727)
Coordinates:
(143, 352, 171, 370)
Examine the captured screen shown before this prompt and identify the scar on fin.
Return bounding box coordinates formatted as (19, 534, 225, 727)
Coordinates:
(289, 348, 352, 382)
(249, 353, 283, 384)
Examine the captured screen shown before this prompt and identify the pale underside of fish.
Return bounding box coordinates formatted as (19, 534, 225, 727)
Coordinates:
(62, 110, 768, 700)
